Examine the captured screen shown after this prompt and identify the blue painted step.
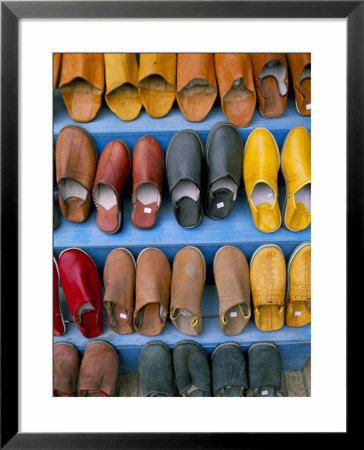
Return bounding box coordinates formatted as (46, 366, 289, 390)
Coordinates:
(54, 286, 311, 372)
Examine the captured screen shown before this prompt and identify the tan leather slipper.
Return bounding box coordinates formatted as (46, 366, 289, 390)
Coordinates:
(138, 53, 176, 118)
(215, 53, 256, 127)
(59, 53, 104, 122)
(53, 53, 62, 93)
(287, 53, 311, 116)
(176, 53, 217, 122)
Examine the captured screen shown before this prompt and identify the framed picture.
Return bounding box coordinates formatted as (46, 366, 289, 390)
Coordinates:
(1, 1, 356, 447)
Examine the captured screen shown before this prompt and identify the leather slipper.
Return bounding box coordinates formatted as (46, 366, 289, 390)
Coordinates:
(170, 246, 206, 336)
(248, 342, 283, 396)
(250, 244, 286, 332)
(176, 53, 217, 122)
(59, 53, 104, 122)
(139, 341, 174, 396)
(92, 140, 131, 234)
(79, 340, 120, 397)
(131, 136, 165, 229)
(287, 53, 311, 116)
(213, 246, 251, 336)
(58, 248, 103, 338)
(53, 342, 80, 396)
(251, 53, 289, 118)
(134, 248, 171, 336)
(285, 242, 311, 327)
(53, 257, 65, 336)
(214, 53, 256, 127)
(53, 53, 61, 93)
(205, 122, 243, 219)
(104, 53, 142, 121)
(211, 342, 248, 397)
(166, 130, 204, 228)
(173, 341, 211, 396)
(138, 53, 176, 118)
(56, 125, 97, 223)
(103, 248, 136, 334)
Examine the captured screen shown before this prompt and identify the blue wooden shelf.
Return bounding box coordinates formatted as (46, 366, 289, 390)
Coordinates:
(54, 286, 310, 372)
(53, 89, 311, 373)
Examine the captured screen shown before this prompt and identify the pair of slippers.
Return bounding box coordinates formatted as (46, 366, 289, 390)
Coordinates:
(138, 340, 283, 397)
(53, 340, 120, 397)
(166, 122, 243, 228)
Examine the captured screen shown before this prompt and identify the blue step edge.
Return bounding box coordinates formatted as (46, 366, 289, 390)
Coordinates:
(53, 89, 311, 153)
(54, 286, 311, 372)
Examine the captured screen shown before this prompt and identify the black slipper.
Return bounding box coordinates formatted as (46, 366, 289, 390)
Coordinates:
(205, 122, 243, 219)
(139, 341, 174, 397)
(166, 130, 204, 228)
(173, 340, 211, 396)
(247, 342, 283, 397)
(211, 342, 248, 397)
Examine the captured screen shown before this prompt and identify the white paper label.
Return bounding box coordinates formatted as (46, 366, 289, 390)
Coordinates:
(230, 312, 237, 317)
(306, 104, 311, 110)
(144, 207, 152, 214)
(261, 390, 268, 396)
(294, 311, 302, 317)
(120, 313, 127, 319)
(217, 202, 224, 209)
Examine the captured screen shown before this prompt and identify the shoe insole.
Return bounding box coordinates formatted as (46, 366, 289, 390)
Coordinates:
(208, 178, 237, 219)
(295, 184, 311, 213)
(59, 179, 88, 201)
(179, 78, 216, 98)
(136, 183, 160, 205)
(221, 304, 249, 336)
(255, 305, 284, 332)
(251, 182, 275, 207)
(224, 78, 254, 102)
(76, 302, 101, 337)
(61, 78, 103, 95)
(132, 184, 160, 228)
(94, 184, 117, 210)
(105, 301, 133, 334)
(260, 60, 288, 96)
(171, 308, 201, 336)
(135, 303, 164, 336)
(285, 300, 311, 327)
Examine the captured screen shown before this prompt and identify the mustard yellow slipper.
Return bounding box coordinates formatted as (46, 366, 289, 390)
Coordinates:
(243, 128, 281, 233)
(104, 53, 142, 121)
(138, 53, 176, 118)
(281, 126, 311, 231)
(285, 242, 311, 327)
(250, 244, 286, 331)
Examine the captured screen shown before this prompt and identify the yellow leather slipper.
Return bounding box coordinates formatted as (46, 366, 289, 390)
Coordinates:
(281, 126, 311, 231)
(250, 244, 286, 331)
(104, 53, 142, 121)
(138, 53, 176, 118)
(243, 128, 281, 233)
(285, 242, 311, 327)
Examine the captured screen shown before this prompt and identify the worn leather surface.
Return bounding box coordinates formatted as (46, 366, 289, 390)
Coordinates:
(205, 122, 243, 219)
(215, 53, 256, 127)
(53, 258, 65, 336)
(251, 53, 288, 118)
(139, 341, 174, 396)
(56, 126, 97, 223)
(248, 343, 282, 395)
(170, 247, 205, 336)
(173, 341, 211, 396)
(250, 245, 285, 331)
(243, 128, 281, 232)
(134, 248, 171, 336)
(104, 53, 142, 121)
(138, 53, 176, 118)
(58, 248, 103, 338)
(103, 248, 136, 334)
(287, 53, 311, 116)
(281, 126, 311, 231)
(92, 140, 131, 233)
(213, 246, 251, 336)
(166, 130, 203, 227)
(53, 342, 79, 396)
(53, 53, 61, 93)
(211, 342, 248, 396)
(176, 53, 217, 122)
(60, 53, 104, 122)
(132, 136, 165, 229)
(79, 341, 119, 397)
(286, 243, 311, 327)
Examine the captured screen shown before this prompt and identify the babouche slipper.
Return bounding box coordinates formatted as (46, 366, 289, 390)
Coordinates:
(287, 53, 311, 116)
(53, 257, 65, 336)
(53, 342, 80, 397)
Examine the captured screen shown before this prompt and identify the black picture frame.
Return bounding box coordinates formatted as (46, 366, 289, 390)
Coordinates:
(1, 1, 356, 448)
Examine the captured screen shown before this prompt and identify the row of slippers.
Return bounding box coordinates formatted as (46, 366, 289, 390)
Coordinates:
(53, 242, 311, 339)
(55, 123, 311, 233)
(53, 53, 311, 125)
(53, 339, 283, 397)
